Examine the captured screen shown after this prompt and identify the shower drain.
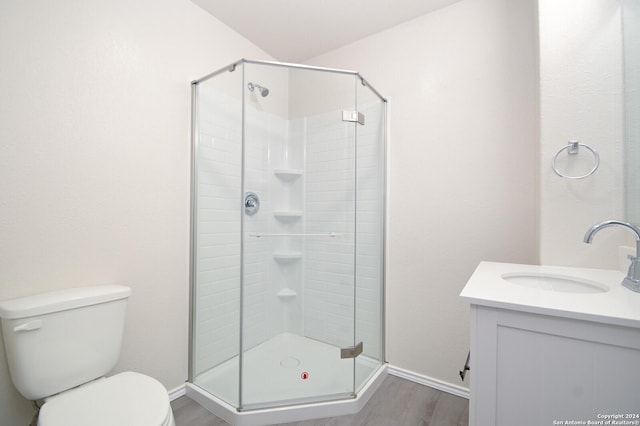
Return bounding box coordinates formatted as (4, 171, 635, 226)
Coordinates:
(280, 356, 300, 368)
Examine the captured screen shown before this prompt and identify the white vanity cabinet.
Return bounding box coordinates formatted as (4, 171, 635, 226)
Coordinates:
(461, 262, 640, 426)
(469, 305, 640, 425)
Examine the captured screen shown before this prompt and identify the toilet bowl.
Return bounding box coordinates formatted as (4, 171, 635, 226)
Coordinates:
(0, 285, 175, 426)
(38, 372, 175, 426)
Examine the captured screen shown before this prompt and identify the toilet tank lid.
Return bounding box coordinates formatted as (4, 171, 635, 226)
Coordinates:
(0, 285, 131, 320)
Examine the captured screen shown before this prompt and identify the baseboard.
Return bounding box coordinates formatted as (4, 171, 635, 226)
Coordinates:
(387, 365, 470, 399)
(168, 383, 186, 401)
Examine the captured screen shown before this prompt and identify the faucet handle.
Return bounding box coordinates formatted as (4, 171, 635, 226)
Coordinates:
(628, 254, 638, 262)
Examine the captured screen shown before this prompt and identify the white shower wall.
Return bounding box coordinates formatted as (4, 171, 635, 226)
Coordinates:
(194, 80, 383, 379)
(195, 85, 287, 376)
(194, 86, 243, 377)
(302, 110, 356, 350)
(302, 101, 384, 358)
(243, 104, 288, 350)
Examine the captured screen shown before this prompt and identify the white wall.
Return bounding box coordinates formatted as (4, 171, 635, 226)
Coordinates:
(0, 1, 271, 425)
(539, 0, 627, 268)
(625, 0, 640, 225)
(306, 0, 538, 388)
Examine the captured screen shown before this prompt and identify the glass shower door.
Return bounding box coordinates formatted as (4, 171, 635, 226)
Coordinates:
(190, 63, 244, 408)
(239, 63, 358, 410)
(354, 79, 386, 394)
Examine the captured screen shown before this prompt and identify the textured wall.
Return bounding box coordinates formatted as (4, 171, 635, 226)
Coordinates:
(624, 0, 640, 224)
(305, 0, 539, 389)
(539, 0, 628, 267)
(0, 1, 270, 425)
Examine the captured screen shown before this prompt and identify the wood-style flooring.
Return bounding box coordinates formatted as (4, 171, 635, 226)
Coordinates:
(171, 375, 469, 426)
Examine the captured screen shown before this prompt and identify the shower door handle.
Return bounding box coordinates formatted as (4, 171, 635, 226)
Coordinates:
(340, 341, 363, 359)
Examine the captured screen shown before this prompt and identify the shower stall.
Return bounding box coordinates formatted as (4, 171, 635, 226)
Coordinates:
(187, 59, 386, 424)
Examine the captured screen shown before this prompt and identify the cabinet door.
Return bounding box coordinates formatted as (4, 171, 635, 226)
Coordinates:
(470, 306, 640, 426)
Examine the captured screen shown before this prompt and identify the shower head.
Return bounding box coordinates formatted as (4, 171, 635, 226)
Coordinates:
(248, 82, 269, 97)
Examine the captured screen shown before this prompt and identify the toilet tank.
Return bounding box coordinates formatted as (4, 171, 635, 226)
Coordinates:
(0, 285, 131, 400)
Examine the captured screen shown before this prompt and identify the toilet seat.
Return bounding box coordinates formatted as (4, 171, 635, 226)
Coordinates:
(38, 372, 175, 426)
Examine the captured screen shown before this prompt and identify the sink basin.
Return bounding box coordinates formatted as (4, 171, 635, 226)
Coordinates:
(501, 272, 609, 294)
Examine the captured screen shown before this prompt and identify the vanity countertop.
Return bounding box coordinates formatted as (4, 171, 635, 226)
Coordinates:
(460, 262, 640, 328)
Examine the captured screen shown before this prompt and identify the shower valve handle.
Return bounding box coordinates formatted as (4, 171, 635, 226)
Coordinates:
(244, 192, 260, 215)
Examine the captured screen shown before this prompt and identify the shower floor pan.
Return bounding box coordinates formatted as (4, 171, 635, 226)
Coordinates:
(186, 332, 387, 426)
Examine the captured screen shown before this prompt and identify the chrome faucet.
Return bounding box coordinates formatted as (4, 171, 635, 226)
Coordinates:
(583, 220, 640, 292)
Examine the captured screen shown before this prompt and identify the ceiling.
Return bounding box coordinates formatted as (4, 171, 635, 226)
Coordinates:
(191, 0, 462, 63)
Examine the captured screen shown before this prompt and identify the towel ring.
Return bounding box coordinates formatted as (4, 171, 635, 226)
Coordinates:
(551, 140, 600, 179)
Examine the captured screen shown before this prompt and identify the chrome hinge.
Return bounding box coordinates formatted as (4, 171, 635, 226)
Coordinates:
(342, 110, 365, 125)
(340, 341, 363, 359)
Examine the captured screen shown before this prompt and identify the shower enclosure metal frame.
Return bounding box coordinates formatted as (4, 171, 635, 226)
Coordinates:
(187, 59, 387, 423)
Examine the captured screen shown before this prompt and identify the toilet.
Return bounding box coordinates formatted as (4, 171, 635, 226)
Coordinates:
(0, 285, 175, 426)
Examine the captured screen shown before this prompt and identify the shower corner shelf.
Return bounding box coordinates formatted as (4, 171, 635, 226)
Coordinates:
(274, 168, 303, 180)
(273, 210, 303, 219)
(273, 250, 302, 261)
(276, 288, 297, 299)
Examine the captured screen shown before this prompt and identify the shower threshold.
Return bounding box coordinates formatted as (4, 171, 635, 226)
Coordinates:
(186, 332, 387, 426)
